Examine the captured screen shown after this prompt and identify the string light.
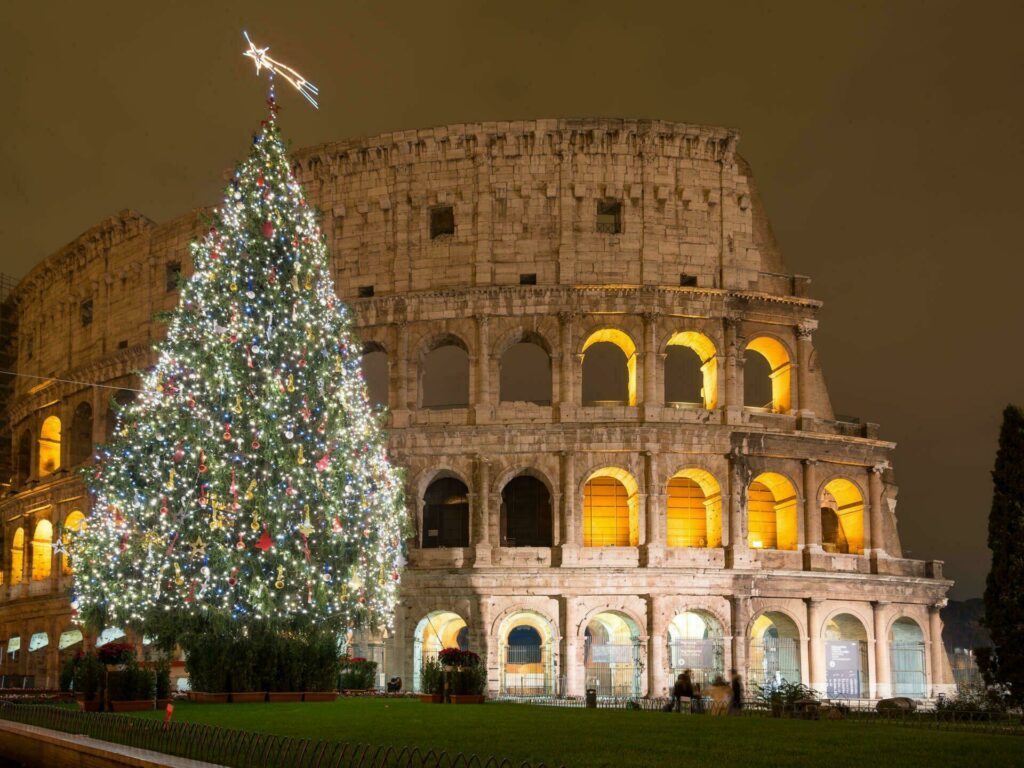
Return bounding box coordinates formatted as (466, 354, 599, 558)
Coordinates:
(243, 31, 319, 109)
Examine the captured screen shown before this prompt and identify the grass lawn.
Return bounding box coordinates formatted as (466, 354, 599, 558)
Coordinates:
(130, 698, 1021, 768)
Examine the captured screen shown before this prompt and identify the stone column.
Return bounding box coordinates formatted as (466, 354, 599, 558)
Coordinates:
(561, 598, 584, 696)
(795, 321, 817, 417)
(473, 456, 492, 566)
(873, 601, 891, 699)
(869, 465, 886, 556)
(929, 602, 947, 694)
(802, 460, 822, 560)
(641, 312, 661, 416)
(556, 311, 576, 420)
(393, 321, 410, 427)
(723, 317, 743, 424)
(806, 598, 826, 695)
(647, 595, 668, 697)
(474, 315, 491, 425)
(730, 595, 749, 684)
(559, 450, 579, 565)
(725, 448, 751, 566)
(642, 451, 664, 566)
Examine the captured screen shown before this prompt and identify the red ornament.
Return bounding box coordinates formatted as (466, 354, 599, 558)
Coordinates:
(228, 567, 239, 587)
(173, 440, 185, 462)
(223, 423, 232, 441)
(255, 525, 273, 552)
(257, 174, 265, 187)
(262, 221, 274, 238)
(235, 532, 246, 551)
(316, 450, 331, 473)
(160, 497, 169, 516)
(331, 517, 343, 533)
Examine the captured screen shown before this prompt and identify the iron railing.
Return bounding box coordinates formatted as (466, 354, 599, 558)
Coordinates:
(0, 702, 565, 768)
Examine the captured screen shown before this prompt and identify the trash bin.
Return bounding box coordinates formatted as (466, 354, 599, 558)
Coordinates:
(585, 688, 597, 708)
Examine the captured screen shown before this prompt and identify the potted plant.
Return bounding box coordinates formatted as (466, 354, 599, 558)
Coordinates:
(418, 659, 444, 703)
(756, 681, 817, 718)
(445, 650, 486, 704)
(338, 657, 377, 693)
(72, 652, 103, 712)
(109, 662, 156, 712)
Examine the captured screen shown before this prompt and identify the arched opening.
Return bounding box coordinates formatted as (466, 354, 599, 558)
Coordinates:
(31, 520, 53, 581)
(38, 416, 61, 477)
(421, 338, 470, 409)
(9, 528, 25, 586)
(583, 469, 639, 547)
(666, 469, 722, 548)
(500, 475, 552, 547)
(667, 611, 725, 691)
(499, 339, 552, 405)
(584, 611, 642, 698)
(749, 611, 802, 690)
(61, 511, 86, 575)
(744, 336, 791, 413)
(58, 628, 84, 672)
(15, 430, 31, 485)
(821, 478, 865, 555)
(361, 343, 389, 410)
(70, 402, 93, 466)
(105, 390, 136, 442)
(665, 332, 718, 409)
(421, 476, 469, 548)
(412, 611, 468, 692)
(95, 628, 126, 647)
(581, 329, 636, 406)
(747, 472, 799, 551)
(823, 613, 869, 698)
(890, 617, 926, 697)
(499, 611, 556, 696)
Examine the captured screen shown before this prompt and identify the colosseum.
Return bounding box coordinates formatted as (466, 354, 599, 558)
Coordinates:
(0, 117, 953, 701)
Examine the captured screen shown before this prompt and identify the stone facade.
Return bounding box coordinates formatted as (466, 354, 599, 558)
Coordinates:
(0, 118, 952, 699)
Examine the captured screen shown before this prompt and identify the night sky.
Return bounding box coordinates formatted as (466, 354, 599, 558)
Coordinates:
(4, 1, 1022, 598)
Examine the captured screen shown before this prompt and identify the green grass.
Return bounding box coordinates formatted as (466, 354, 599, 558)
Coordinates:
(129, 698, 1022, 768)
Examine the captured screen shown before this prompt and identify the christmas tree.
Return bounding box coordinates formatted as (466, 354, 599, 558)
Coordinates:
(70, 90, 407, 639)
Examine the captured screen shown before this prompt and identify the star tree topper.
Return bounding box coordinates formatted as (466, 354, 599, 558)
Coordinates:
(243, 31, 319, 109)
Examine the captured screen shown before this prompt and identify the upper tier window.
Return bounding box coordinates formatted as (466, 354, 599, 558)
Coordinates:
(596, 199, 622, 234)
(430, 205, 455, 239)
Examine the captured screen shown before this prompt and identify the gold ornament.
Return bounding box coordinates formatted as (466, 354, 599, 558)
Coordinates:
(188, 536, 206, 559)
(250, 510, 260, 532)
(232, 395, 243, 414)
(287, 374, 295, 392)
(244, 479, 257, 501)
(174, 562, 184, 586)
(274, 565, 286, 590)
(296, 445, 305, 465)
(165, 468, 176, 491)
(298, 505, 314, 537)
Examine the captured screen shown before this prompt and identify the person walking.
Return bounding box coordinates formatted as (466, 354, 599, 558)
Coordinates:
(671, 670, 695, 712)
(729, 669, 744, 713)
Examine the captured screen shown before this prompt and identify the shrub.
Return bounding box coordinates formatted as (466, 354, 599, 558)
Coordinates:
(72, 653, 103, 702)
(439, 648, 480, 668)
(154, 659, 171, 699)
(755, 681, 818, 714)
(935, 688, 1010, 720)
(452, 664, 487, 696)
(420, 658, 444, 696)
(108, 662, 155, 701)
(339, 657, 378, 691)
(59, 656, 76, 692)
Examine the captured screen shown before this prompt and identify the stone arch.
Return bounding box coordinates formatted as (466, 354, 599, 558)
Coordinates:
(360, 341, 389, 410)
(666, 467, 723, 548)
(498, 330, 553, 405)
(748, 608, 803, 689)
(421, 473, 470, 549)
(9, 527, 25, 586)
(499, 472, 553, 548)
(582, 467, 640, 547)
(664, 331, 718, 409)
(70, 401, 93, 466)
(30, 519, 53, 581)
(889, 616, 927, 697)
(747, 471, 799, 551)
(412, 609, 469, 692)
(583, 609, 643, 698)
(38, 415, 61, 477)
(495, 609, 558, 696)
(822, 611, 870, 699)
(666, 609, 727, 689)
(819, 476, 866, 555)
(418, 332, 470, 409)
(581, 328, 637, 406)
(744, 335, 792, 413)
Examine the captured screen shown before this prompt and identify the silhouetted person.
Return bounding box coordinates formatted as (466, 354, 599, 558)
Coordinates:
(671, 670, 694, 712)
(730, 669, 744, 712)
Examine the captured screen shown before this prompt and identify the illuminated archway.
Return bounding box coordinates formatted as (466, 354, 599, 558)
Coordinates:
(61, 511, 86, 575)
(665, 332, 718, 409)
(744, 336, 791, 413)
(890, 617, 926, 697)
(31, 520, 53, 581)
(667, 610, 725, 690)
(9, 528, 25, 586)
(584, 611, 641, 697)
(38, 416, 61, 477)
(583, 468, 639, 547)
(821, 478, 865, 555)
(747, 472, 798, 551)
(412, 610, 469, 692)
(749, 611, 802, 689)
(498, 610, 556, 696)
(582, 329, 637, 406)
(823, 613, 869, 698)
(666, 468, 722, 548)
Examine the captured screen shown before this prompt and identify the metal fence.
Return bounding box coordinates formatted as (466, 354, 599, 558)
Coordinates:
(748, 637, 800, 690)
(891, 642, 927, 697)
(501, 645, 555, 697)
(0, 702, 564, 768)
(582, 639, 641, 698)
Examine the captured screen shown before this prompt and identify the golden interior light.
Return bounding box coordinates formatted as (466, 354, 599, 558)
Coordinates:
(745, 336, 791, 413)
(583, 468, 639, 547)
(748, 471, 798, 551)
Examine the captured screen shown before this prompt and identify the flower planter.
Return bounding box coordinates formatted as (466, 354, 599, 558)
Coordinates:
(231, 691, 267, 703)
(450, 694, 485, 705)
(77, 699, 101, 712)
(267, 692, 303, 703)
(303, 691, 338, 702)
(110, 699, 155, 712)
(418, 693, 443, 704)
(157, 699, 172, 710)
(192, 692, 230, 704)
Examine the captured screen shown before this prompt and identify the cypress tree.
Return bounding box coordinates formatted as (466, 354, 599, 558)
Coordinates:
(981, 404, 1024, 703)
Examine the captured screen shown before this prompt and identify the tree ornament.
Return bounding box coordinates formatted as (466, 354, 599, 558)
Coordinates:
(255, 525, 274, 552)
(274, 565, 286, 589)
(262, 220, 274, 238)
(298, 506, 314, 537)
